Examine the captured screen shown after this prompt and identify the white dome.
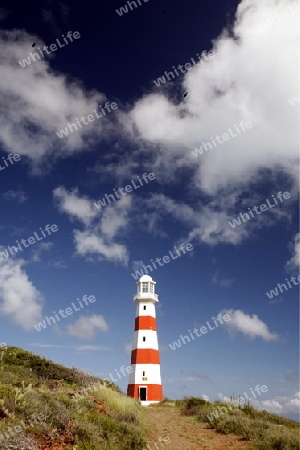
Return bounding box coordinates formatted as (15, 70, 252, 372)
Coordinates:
(139, 275, 153, 282)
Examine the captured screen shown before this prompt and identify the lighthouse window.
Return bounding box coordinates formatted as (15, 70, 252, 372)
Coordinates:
(142, 371, 145, 376)
(142, 282, 148, 293)
(143, 305, 146, 310)
(143, 336, 146, 342)
(150, 284, 154, 293)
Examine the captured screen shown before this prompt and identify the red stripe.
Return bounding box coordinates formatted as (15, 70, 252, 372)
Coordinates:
(131, 349, 160, 364)
(135, 316, 157, 331)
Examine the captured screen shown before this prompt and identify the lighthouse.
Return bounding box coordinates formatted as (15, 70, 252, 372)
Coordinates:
(127, 275, 163, 405)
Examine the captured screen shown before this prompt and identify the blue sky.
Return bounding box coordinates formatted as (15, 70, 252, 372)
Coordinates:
(0, 0, 299, 421)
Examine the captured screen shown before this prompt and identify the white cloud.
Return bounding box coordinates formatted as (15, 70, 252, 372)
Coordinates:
(74, 230, 128, 264)
(0, 255, 43, 329)
(251, 391, 300, 417)
(53, 186, 97, 226)
(100, 195, 131, 239)
(54, 186, 131, 265)
(116, 0, 299, 247)
(128, 0, 299, 193)
(218, 392, 232, 403)
(138, 183, 294, 248)
(257, 399, 283, 413)
(286, 232, 300, 270)
(216, 390, 300, 419)
(221, 309, 279, 341)
(3, 190, 28, 203)
(66, 315, 109, 340)
(144, 192, 286, 246)
(0, 29, 117, 168)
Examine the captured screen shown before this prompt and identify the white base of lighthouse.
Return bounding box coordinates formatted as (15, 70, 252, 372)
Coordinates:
(140, 400, 160, 407)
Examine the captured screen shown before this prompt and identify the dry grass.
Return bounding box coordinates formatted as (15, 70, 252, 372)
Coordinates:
(0, 346, 146, 450)
(179, 397, 300, 450)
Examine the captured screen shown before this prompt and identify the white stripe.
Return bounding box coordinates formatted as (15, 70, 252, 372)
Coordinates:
(128, 363, 162, 384)
(135, 302, 156, 318)
(132, 330, 159, 350)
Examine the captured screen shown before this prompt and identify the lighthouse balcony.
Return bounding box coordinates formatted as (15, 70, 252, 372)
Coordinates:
(133, 293, 159, 302)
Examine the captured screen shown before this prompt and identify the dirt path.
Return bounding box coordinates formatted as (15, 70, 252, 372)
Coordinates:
(143, 404, 252, 450)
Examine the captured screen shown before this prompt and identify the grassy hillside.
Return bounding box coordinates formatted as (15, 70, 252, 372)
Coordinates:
(0, 346, 146, 450)
(1, 348, 298, 450)
(176, 397, 300, 450)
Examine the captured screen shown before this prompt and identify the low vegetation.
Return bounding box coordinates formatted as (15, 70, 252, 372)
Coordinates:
(3, 348, 298, 449)
(0, 346, 146, 449)
(177, 396, 300, 450)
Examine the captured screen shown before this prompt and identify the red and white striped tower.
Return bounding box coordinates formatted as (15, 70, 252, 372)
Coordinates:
(127, 275, 163, 405)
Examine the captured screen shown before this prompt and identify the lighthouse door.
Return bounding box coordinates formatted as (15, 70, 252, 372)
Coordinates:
(139, 387, 147, 401)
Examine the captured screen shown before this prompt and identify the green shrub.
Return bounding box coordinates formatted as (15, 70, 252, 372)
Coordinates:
(0, 347, 146, 449)
(178, 396, 300, 450)
(180, 396, 208, 416)
(0, 384, 15, 400)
